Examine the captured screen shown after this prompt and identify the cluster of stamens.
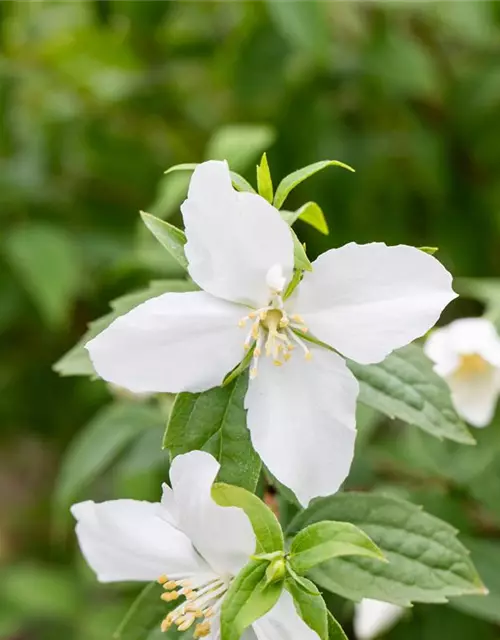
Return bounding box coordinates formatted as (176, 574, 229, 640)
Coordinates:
(457, 353, 490, 376)
(238, 292, 312, 379)
(157, 575, 228, 638)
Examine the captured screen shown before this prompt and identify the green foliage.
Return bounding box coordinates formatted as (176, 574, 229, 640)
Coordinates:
(164, 376, 261, 492)
(220, 559, 283, 640)
(288, 493, 485, 606)
(212, 482, 284, 554)
(286, 577, 328, 640)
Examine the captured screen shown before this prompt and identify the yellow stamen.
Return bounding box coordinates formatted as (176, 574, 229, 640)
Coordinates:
(194, 622, 211, 638)
(458, 353, 489, 375)
(157, 575, 168, 585)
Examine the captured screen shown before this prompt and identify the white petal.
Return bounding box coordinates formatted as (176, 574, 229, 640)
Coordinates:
(71, 499, 213, 583)
(424, 328, 460, 377)
(252, 590, 320, 640)
(86, 291, 246, 394)
(169, 451, 256, 576)
(354, 599, 404, 640)
(448, 368, 500, 428)
(245, 347, 359, 506)
(182, 160, 294, 307)
(295, 243, 456, 365)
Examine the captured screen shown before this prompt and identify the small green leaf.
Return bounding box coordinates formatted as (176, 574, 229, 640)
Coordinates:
(287, 493, 485, 606)
(419, 246, 438, 255)
(291, 229, 313, 271)
(286, 577, 328, 640)
(283, 269, 303, 300)
(212, 482, 284, 554)
(140, 211, 188, 269)
(164, 376, 261, 493)
(273, 160, 355, 210)
(286, 563, 321, 595)
(281, 202, 329, 235)
(222, 344, 255, 387)
(349, 344, 475, 445)
(220, 559, 283, 640)
(327, 611, 349, 640)
(164, 163, 256, 193)
(114, 582, 166, 640)
(265, 556, 286, 585)
(257, 152, 273, 203)
(289, 521, 385, 575)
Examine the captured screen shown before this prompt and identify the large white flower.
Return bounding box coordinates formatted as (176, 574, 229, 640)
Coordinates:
(425, 317, 500, 427)
(87, 160, 456, 505)
(71, 450, 317, 640)
(354, 599, 404, 639)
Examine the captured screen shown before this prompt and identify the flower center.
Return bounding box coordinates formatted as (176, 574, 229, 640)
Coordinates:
(457, 353, 490, 376)
(238, 296, 311, 379)
(157, 574, 228, 637)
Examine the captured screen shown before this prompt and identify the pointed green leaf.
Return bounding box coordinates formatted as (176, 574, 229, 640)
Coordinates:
(287, 493, 485, 606)
(222, 345, 255, 387)
(220, 559, 283, 640)
(327, 611, 349, 640)
(291, 229, 313, 271)
(257, 152, 273, 203)
(164, 376, 261, 492)
(349, 343, 475, 445)
(286, 577, 328, 640)
(212, 482, 284, 554)
(164, 163, 256, 193)
(273, 160, 355, 210)
(140, 211, 188, 269)
(419, 246, 438, 255)
(289, 521, 385, 575)
(281, 202, 329, 235)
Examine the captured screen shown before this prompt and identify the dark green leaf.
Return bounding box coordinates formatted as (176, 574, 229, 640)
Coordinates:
(349, 344, 475, 445)
(164, 376, 261, 492)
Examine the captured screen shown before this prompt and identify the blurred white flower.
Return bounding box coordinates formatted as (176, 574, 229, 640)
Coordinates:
(425, 317, 500, 427)
(86, 160, 456, 505)
(72, 450, 318, 640)
(354, 599, 404, 639)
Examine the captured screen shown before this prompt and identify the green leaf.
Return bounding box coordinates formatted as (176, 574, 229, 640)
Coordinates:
(164, 376, 261, 492)
(212, 482, 284, 554)
(114, 582, 167, 640)
(283, 269, 303, 300)
(327, 611, 349, 640)
(54, 401, 163, 511)
(164, 162, 256, 193)
(220, 559, 283, 640)
(273, 160, 355, 210)
(140, 211, 188, 269)
(289, 521, 385, 575)
(257, 152, 273, 203)
(54, 280, 196, 377)
(3, 223, 82, 329)
(291, 229, 313, 271)
(287, 493, 485, 606)
(222, 344, 255, 387)
(286, 577, 328, 640)
(419, 246, 438, 255)
(281, 202, 329, 235)
(206, 124, 276, 173)
(349, 343, 475, 445)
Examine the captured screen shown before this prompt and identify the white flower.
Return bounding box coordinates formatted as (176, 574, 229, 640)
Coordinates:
(354, 599, 404, 639)
(425, 317, 500, 427)
(71, 450, 318, 640)
(86, 160, 456, 505)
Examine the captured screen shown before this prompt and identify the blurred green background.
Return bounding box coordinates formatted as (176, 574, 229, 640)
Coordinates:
(2, 1, 500, 638)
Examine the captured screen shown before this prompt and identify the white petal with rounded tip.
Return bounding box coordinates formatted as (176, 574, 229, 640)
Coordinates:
(182, 160, 294, 308)
(71, 499, 214, 583)
(245, 347, 359, 506)
(443, 318, 500, 367)
(169, 450, 256, 576)
(354, 599, 404, 640)
(448, 367, 500, 428)
(252, 590, 320, 640)
(295, 243, 456, 365)
(424, 328, 460, 377)
(86, 291, 245, 394)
